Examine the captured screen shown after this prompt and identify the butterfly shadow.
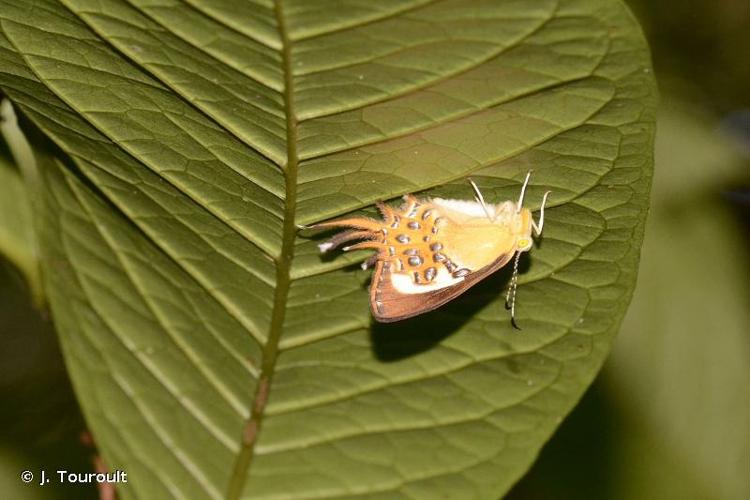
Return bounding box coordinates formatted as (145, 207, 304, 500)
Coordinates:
(369, 255, 530, 362)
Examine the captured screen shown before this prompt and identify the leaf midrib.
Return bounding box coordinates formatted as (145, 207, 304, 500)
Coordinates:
(226, 1, 297, 498)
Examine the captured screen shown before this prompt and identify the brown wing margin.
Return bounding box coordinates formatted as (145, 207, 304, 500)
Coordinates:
(370, 251, 517, 323)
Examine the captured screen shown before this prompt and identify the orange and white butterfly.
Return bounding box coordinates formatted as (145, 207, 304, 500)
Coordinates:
(313, 173, 551, 328)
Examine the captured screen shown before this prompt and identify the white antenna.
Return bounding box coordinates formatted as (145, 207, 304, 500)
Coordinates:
(505, 251, 523, 330)
(468, 178, 494, 221)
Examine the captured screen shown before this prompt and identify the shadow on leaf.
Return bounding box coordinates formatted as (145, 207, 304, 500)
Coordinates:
(370, 256, 529, 361)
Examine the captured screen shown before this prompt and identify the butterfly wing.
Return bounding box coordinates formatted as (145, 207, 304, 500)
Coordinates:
(370, 251, 516, 322)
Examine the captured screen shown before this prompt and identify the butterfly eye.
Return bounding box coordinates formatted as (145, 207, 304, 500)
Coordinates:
(518, 238, 532, 250)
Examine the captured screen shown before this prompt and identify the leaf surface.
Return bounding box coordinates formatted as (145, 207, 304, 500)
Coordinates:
(0, 1, 656, 498)
(0, 100, 41, 302)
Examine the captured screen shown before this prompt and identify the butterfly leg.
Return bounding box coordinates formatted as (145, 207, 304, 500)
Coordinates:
(343, 241, 390, 269)
(376, 201, 397, 221)
(516, 171, 533, 210)
(361, 253, 380, 270)
(467, 178, 494, 221)
(401, 194, 420, 217)
(341, 241, 386, 252)
(310, 217, 383, 232)
(312, 216, 386, 254)
(531, 190, 552, 236)
(318, 230, 378, 253)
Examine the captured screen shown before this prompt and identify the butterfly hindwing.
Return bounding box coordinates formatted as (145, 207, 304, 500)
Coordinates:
(370, 251, 516, 322)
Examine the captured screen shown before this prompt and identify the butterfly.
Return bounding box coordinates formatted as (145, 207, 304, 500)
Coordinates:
(311, 172, 551, 328)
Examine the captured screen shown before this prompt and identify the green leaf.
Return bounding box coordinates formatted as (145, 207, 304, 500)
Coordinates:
(0, 100, 42, 305)
(0, 1, 656, 498)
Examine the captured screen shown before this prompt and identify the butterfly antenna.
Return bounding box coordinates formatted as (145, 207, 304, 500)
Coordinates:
(516, 171, 532, 214)
(468, 178, 494, 221)
(505, 251, 522, 330)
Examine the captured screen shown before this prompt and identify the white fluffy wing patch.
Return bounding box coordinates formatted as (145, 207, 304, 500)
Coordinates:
(390, 267, 463, 294)
(431, 198, 496, 219)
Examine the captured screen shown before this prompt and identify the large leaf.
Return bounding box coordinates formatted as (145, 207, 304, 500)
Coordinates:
(0, 1, 656, 498)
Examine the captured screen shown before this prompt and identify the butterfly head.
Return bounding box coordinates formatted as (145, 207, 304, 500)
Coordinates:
(514, 207, 535, 252)
(488, 202, 535, 252)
